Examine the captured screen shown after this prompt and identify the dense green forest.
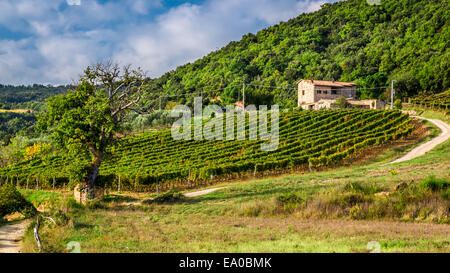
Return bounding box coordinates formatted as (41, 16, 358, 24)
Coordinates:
(0, 112, 37, 144)
(0, 84, 69, 142)
(142, 0, 449, 109)
(0, 84, 70, 111)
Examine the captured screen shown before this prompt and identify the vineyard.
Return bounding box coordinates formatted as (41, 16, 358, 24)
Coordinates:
(0, 109, 413, 191)
(410, 90, 450, 112)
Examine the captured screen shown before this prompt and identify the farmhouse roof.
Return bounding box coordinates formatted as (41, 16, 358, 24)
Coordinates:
(297, 79, 357, 87)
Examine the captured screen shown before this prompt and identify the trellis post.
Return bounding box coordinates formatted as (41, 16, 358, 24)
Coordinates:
(188, 169, 191, 187)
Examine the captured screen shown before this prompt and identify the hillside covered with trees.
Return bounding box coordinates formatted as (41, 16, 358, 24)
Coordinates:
(0, 84, 70, 112)
(143, 0, 449, 109)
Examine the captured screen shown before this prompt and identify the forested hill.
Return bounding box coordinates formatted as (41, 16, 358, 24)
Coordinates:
(0, 84, 71, 112)
(145, 0, 449, 108)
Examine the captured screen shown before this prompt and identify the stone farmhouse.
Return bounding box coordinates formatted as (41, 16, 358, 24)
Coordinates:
(297, 79, 385, 110)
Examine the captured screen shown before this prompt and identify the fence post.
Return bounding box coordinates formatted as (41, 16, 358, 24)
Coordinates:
(26, 178, 29, 189)
(36, 177, 39, 190)
(118, 175, 121, 192)
(188, 169, 191, 187)
(53, 177, 56, 190)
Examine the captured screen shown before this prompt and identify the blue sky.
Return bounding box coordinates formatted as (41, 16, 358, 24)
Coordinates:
(0, 0, 337, 85)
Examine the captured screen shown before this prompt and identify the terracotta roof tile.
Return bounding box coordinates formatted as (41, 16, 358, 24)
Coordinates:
(297, 79, 357, 87)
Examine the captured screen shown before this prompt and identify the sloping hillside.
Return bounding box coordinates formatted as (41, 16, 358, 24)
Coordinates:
(144, 0, 449, 108)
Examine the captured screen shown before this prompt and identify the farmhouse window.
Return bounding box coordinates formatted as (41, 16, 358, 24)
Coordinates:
(317, 90, 322, 94)
(331, 90, 337, 95)
(302, 90, 305, 95)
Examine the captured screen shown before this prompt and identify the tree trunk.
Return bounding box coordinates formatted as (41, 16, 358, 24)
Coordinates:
(85, 149, 103, 200)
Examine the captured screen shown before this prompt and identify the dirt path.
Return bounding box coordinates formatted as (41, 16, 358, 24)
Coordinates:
(184, 187, 227, 197)
(124, 187, 227, 206)
(0, 220, 29, 253)
(389, 117, 450, 164)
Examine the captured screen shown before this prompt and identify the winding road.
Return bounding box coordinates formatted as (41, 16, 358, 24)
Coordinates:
(389, 117, 450, 164)
(184, 187, 227, 197)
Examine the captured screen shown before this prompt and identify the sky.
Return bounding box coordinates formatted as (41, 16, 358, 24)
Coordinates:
(0, 0, 339, 85)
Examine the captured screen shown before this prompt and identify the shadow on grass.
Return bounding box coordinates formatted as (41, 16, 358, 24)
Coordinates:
(103, 194, 139, 203)
(73, 221, 96, 230)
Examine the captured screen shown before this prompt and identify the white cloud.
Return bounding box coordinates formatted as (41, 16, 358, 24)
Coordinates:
(0, 0, 334, 85)
(67, 0, 81, 6)
(113, 0, 330, 78)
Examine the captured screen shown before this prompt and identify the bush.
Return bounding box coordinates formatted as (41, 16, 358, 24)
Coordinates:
(394, 99, 402, 109)
(153, 189, 184, 203)
(329, 192, 371, 207)
(276, 192, 303, 212)
(418, 176, 450, 191)
(342, 181, 382, 195)
(0, 184, 36, 218)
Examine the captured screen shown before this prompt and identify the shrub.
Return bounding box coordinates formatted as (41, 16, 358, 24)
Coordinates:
(276, 192, 303, 212)
(329, 192, 371, 207)
(153, 189, 184, 203)
(342, 181, 382, 194)
(0, 184, 36, 218)
(418, 176, 450, 191)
